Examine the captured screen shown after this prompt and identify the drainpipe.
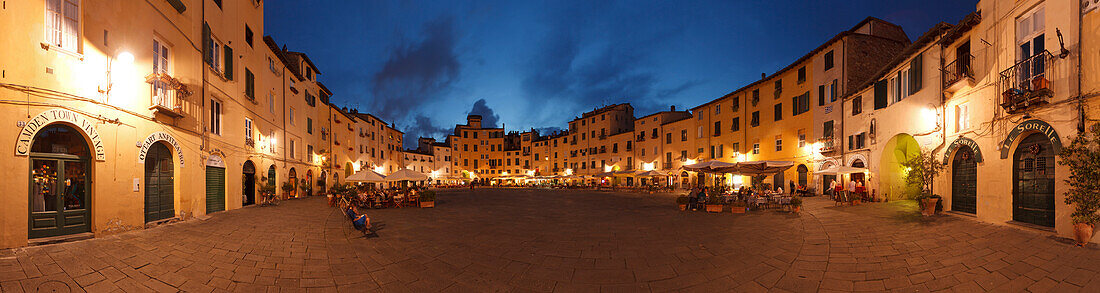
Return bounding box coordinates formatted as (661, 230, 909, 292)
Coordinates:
(200, 0, 206, 152)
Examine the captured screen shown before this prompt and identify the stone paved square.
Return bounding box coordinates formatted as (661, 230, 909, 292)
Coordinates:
(3, 188, 1100, 292)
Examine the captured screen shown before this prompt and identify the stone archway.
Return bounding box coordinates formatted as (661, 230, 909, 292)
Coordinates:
(27, 123, 95, 238)
(879, 133, 922, 200)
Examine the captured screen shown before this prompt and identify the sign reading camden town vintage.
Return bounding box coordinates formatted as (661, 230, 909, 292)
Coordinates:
(999, 119, 1063, 159)
(138, 132, 185, 167)
(15, 109, 107, 161)
(943, 137, 983, 164)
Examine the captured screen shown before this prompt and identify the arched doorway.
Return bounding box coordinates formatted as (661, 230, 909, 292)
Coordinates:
(305, 170, 314, 197)
(850, 159, 866, 186)
(796, 165, 808, 188)
(145, 142, 175, 222)
(319, 171, 328, 193)
(951, 146, 977, 214)
(242, 161, 256, 206)
(267, 165, 276, 198)
(880, 134, 922, 200)
(205, 154, 226, 213)
(288, 168, 298, 198)
(1013, 133, 1055, 227)
(29, 124, 92, 238)
(820, 162, 836, 193)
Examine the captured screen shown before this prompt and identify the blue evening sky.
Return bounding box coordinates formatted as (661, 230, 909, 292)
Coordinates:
(265, 0, 976, 148)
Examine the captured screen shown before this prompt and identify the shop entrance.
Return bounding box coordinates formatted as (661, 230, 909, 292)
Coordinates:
(29, 124, 92, 238)
(951, 146, 977, 214)
(144, 143, 175, 222)
(1013, 133, 1055, 227)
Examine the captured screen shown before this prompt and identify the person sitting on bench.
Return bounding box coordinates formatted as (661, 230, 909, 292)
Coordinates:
(344, 207, 372, 235)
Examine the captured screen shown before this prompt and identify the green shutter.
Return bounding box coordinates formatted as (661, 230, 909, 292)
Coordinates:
(874, 80, 887, 109)
(818, 85, 825, 106)
(224, 45, 234, 80)
(206, 167, 226, 213)
(910, 52, 923, 94)
(202, 23, 212, 65)
(245, 68, 254, 99)
(166, 0, 187, 13)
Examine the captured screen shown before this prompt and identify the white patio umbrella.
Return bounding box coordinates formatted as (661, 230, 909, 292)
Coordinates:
(636, 170, 668, 177)
(345, 170, 386, 182)
(814, 165, 869, 175)
(725, 160, 795, 176)
(384, 168, 430, 182)
(682, 160, 738, 172)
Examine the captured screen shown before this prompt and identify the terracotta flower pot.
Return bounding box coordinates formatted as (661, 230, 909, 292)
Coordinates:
(731, 205, 746, 214)
(793, 206, 801, 213)
(1074, 223, 1094, 246)
(678, 204, 687, 211)
(705, 204, 723, 213)
(420, 201, 435, 208)
(921, 198, 939, 216)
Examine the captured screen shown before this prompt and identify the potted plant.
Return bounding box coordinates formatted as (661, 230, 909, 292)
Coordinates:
(299, 178, 311, 197)
(790, 196, 803, 213)
(902, 148, 947, 216)
(705, 195, 724, 213)
(915, 193, 941, 216)
(1059, 122, 1100, 246)
(676, 196, 690, 211)
(730, 200, 746, 214)
(419, 190, 436, 208)
(281, 181, 295, 199)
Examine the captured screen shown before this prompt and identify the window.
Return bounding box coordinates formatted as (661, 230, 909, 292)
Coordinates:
(665, 133, 672, 144)
(956, 103, 970, 132)
(797, 67, 806, 84)
(752, 143, 760, 154)
(289, 138, 296, 159)
(792, 92, 809, 116)
(731, 143, 739, 153)
(773, 80, 782, 99)
(244, 118, 253, 144)
(823, 120, 834, 138)
(731, 117, 740, 131)
(245, 68, 255, 100)
(824, 50, 834, 70)
(775, 136, 783, 152)
(305, 91, 316, 107)
(798, 129, 806, 148)
(696, 126, 703, 138)
(818, 85, 826, 106)
(830, 79, 838, 102)
(709, 146, 715, 159)
(307, 118, 313, 134)
(209, 99, 222, 135)
(715, 104, 721, 115)
(213, 0, 222, 8)
(268, 92, 276, 114)
(268, 56, 279, 74)
(245, 25, 254, 47)
(751, 111, 760, 127)
(307, 145, 313, 158)
(852, 96, 863, 115)
(152, 39, 171, 104)
(891, 68, 910, 104)
(752, 89, 760, 106)
(680, 150, 687, 160)
(855, 133, 866, 149)
(289, 108, 295, 125)
(774, 103, 783, 121)
(681, 130, 687, 141)
(44, 0, 80, 52)
(716, 145, 724, 158)
(713, 121, 721, 136)
(269, 131, 276, 153)
(1017, 5, 1046, 83)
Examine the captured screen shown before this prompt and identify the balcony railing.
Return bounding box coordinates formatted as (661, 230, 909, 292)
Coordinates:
(245, 136, 255, 148)
(146, 73, 187, 117)
(818, 137, 836, 154)
(942, 54, 974, 92)
(1000, 51, 1055, 114)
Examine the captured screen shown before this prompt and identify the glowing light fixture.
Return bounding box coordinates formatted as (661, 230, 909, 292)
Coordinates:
(117, 51, 135, 64)
(642, 162, 655, 171)
(684, 159, 697, 165)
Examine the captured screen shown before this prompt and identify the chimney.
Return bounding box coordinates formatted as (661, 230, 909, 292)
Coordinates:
(670, 105, 676, 111)
(761, 73, 766, 79)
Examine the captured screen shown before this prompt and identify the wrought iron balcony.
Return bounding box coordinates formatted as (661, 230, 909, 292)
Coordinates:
(245, 136, 255, 148)
(146, 73, 186, 118)
(1000, 51, 1055, 114)
(942, 54, 974, 93)
(818, 137, 836, 154)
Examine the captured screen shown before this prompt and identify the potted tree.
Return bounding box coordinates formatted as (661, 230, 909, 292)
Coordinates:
(258, 176, 277, 206)
(676, 196, 690, 211)
(281, 181, 295, 199)
(420, 190, 436, 208)
(1059, 122, 1100, 246)
(790, 195, 803, 213)
(902, 149, 947, 216)
(299, 178, 311, 197)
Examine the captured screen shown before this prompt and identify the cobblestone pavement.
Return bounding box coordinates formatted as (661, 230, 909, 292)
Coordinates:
(3, 188, 1100, 292)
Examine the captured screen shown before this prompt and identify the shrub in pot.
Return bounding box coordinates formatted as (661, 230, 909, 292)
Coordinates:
(705, 195, 724, 213)
(790, 196, 803, 213)
(916, 193, 941, 216)
(420, 190, 436, 208)
(281, 181, 295, 199)
(1059, 122, 1100, 246)
(676, 196, 690, 211)
(902, 148, 947, 216)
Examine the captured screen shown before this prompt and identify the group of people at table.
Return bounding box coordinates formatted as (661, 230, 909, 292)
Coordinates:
(337, 185, 426, 209)
(826, 179, 869, 205)
(684, 185, 796, 211)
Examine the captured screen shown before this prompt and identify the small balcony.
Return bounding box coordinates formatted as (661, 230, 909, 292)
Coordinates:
(818, 137, 836, 154)
(146, 73, 186, 118)
(245, 136, 255, 148)
(1000, 51, 1055, 114)
(942, 54, 974, 93)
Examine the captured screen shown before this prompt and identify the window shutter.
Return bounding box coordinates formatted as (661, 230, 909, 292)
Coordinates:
(202, 23, 212, 65)
(818, 85, 825, 106)
(910, 52, 923, 94)
(223, 45, 234, 80)
(830, 79, 837, 102)
(873, 80, 887, 109)
(792, 97, 798, 116)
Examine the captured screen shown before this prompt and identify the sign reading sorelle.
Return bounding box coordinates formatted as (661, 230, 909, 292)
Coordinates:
(15, 109, 107, 161)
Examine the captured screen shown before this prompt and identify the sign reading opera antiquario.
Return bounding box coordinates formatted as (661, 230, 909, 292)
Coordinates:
(138, 132, 185, 167)
(15, 109, 106, 161)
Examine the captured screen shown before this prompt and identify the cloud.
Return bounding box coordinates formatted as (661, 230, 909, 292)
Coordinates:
(404, 114, 452, 144)
(466, 99, 500, 128)
(370, 16, 461, 122)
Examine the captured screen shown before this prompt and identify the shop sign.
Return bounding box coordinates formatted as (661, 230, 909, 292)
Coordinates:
(206, 153, 225, 168)
(138, 132, 185, 167)
(999, 119, 1062, 159)
(15, 109, 106, 161)
(943, 136, 983, 164)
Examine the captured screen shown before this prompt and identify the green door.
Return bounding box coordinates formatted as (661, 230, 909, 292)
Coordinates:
(28, 124, 92, 238)
(144, 143, 175, 222)
(206, 166, 226, 213)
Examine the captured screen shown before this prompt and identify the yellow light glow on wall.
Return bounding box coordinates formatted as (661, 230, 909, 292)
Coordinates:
(642, 162, 655, 171)
(563, 168, 573, 176)
(684, 159, 697, 165)
(603, 164, 613, 172)
(374, 165, 386, 174)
